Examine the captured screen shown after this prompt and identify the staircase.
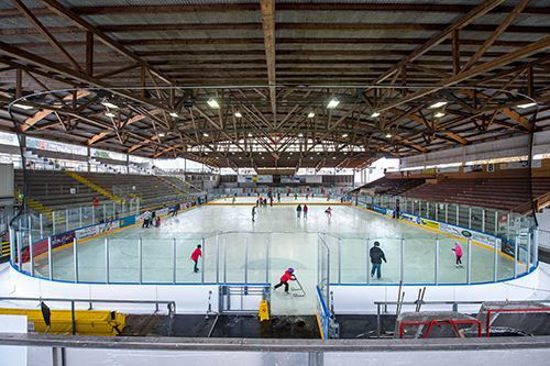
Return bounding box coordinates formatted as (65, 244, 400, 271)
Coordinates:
(14, 188, 67, 228)
(154, 175, 188, 195)
(173, 175, 202, 192)
(65, 171, 122, 203)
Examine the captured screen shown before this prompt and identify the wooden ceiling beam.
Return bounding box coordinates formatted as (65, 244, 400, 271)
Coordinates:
(372, 0, 505, 85)
(260, 0, 277, 125)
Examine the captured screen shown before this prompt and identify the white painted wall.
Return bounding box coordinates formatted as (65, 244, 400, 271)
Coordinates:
(0, 315, 27, 366)
(332, 263, 550, 314)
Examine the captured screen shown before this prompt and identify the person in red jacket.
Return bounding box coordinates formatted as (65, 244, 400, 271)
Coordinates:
(191, 244, 202, 273)
(274, 268, 296, 293)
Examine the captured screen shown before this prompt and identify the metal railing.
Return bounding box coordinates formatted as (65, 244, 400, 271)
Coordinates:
(3, 333, 550, 366)
(0, 296, 176, 335)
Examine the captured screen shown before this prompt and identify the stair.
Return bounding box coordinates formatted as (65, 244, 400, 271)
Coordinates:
(154, 175, 188, 195)
(65, 171, 122, 203)
(14, 188, 67, 228)
(173, 175, 201, 192)
(14, 188, 52, 215)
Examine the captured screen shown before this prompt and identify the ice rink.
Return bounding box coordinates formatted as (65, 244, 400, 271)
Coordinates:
(33, 196, 519, 315)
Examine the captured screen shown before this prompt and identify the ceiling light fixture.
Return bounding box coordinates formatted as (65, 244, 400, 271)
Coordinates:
(428, 101, 448, 109)
(207, 98, 220, 109)
(12, 103, 34, 110)
(248, 133, 253, 137)
(105, 112, 116, 118)
(169, 112, 178, 118)
(517, 102, 537, 109)
(298, 133, 303, 137)
(371, 112, 380, 118)
(327, 98, 340, 109)
(234, 111, 242, 118)
(308, 112, 315, 118)
(158, 132, 166, 137)
(342, 133, 348, 138)
(385, 133, 392, 138)
(434, 111, 445, 118)
(101, 101, 119, 109)
(203, 133, 209, 137)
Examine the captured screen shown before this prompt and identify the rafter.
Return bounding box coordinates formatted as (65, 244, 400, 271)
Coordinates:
(260, 0, 277, 124)
(21, 90, 89, 132)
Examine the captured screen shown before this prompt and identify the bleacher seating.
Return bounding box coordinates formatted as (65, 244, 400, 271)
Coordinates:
(14, 170, 201, 211)
(403, 178, 550, 212)
(355, 177, 425, 196)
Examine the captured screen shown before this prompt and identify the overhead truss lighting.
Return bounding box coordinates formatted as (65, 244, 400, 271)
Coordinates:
(308, 112, 315, 118)
(105, 112, 116, 118)
(207, 98, 220, 109)
(385, 133, 392, 138)
(12, 103, 34, 110)
(342, 133, 348, 138)
(169, 112, 178, 118)
(428, 101, 448, 109)
(203, 132, 209, 137)
(434, 111, 445, 118)
(517, 102, 537, 109)
(101, 101, 119, 109)
(371, 112, 380, 118)
(234, 111, 242, 118)
(327, 98, 339, 109)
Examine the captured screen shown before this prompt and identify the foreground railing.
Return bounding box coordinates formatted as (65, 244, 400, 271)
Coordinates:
(2, 333, 550, 366)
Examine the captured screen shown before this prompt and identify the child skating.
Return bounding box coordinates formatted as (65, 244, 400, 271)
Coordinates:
(325, 206, 332, 219)
(452, 242, 463, 268)
(190, 244, 202, 273)
(296, 204, 302, 218)
(252, 206, 256, 222)
(274, 268, 296, 294)
(303, 204, 308, 219)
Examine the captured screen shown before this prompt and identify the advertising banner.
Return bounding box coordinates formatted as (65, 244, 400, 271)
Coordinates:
(373, 205, 387, 215)
(119, 215, 136, 228)
(419, 218, 440, 230)
(401, 213, 421, 224)
(439, 222, 501, 249)
(75, 220, 120, 241)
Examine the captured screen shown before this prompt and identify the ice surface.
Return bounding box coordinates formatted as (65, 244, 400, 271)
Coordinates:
(32, 200, 519, 315)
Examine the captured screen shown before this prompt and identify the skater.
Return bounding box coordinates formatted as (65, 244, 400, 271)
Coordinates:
(452, 242, 463, 267)
(142, 210, 152, 228)
(277, 192, 281, 202)
(252, 206, 256, 222)
(294, 192, 298, 200)
(325, 206, 332, 219)
(369, 241, 387, 279)
(296, 204, 302, 218)
(303, 204, 308, 219)
(154, 215, 161, 228)
(232, 194, 236, 205)
(191, 244, 202, 273)
(172, 203, 180, 217)
(274, 268, 296, 294)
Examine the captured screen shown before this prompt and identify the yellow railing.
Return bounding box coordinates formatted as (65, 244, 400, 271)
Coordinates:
(65, 171, 122, 203)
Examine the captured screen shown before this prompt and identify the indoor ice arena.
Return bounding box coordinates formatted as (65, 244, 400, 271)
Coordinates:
(0, 0, 550, 365)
